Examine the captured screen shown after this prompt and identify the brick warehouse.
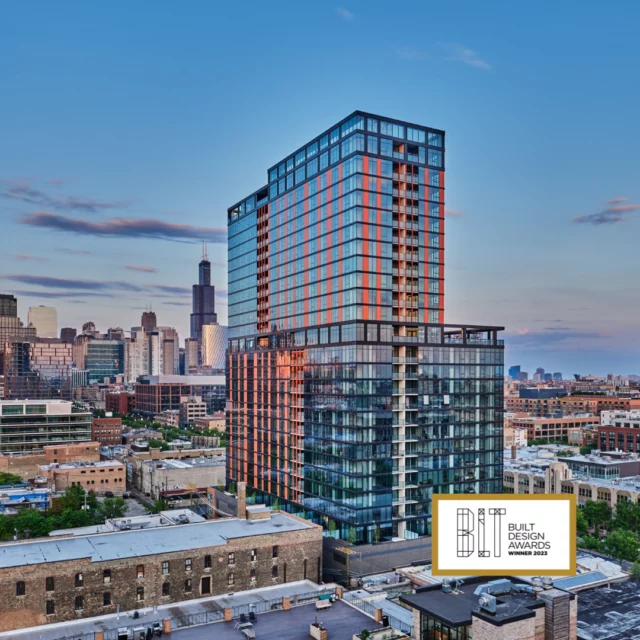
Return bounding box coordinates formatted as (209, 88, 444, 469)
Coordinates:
(0, 511, 322, 632)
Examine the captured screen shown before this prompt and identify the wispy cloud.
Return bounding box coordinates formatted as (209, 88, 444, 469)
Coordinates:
(443, 43, 491, 70)
(16, 254, 48, 262)
(393, 46, 427, 61)
(154, 285, 191, 295)
(573, 198, 640, 225)
(336, 7, 355, 20)
(20, 212, 227, 244)
(445, 209, 465, 217)
(54, 247, 92, 256)
(9, 289, 113, 299)
(4, 275, 200, 301)
(1, 179, 127, 213)
(125, 265, 158, 273)
(4, 274, 145, 292)
(162, 301, 191, 307)
(506, 328, 607, 350)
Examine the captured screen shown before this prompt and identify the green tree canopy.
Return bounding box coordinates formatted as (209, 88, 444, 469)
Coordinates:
(100, 497, 127, 520)
(0, 472, 25, 486)
(603, 529, 640, 563)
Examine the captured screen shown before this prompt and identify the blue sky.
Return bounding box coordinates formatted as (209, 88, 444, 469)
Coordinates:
(1, 1, 638, 375)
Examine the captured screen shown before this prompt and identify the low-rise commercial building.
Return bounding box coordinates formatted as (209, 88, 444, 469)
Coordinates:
(401, 577, 577, 640)
(511, 415, 600, 441)
(194, 412, 225, 431)
(598, 410, 640, 453)
(503, 426, 527, 448)
(0, 442, 100, 481)
(0, 400, 92, 454)
(178, 395, 206, 427)
(132, 455, 225, 500)
(39, 460, 126, 495)
(135, 375, 225, 416)
(504, 448, 640, 505)
(567, 425, 598, 448)
(0, 511, 322, 631)
(0, 487, 51, 514)
(91, 417, 123, 446)
(105, 391, 135, 415)
(506, 395, 640, 417)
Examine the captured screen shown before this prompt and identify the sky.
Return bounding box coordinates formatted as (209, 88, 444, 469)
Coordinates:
(1, 1, 639, 375)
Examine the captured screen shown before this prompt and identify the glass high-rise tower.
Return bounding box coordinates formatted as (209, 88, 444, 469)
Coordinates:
(227, 112, 504, 543)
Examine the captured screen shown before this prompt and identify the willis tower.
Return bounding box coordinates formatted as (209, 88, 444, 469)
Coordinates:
(190, 243, 217, 356)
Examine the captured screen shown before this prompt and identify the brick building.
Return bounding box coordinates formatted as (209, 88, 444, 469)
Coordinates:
(511, 415, 600, 441)
(105, 391, 135, 415)
(91, 417, 123, 446)
(0, 442, 100, 481)
(39, 460, 126, 495)
(401, 577, 577, 640)
(506, 395, 640, 417)
(134, 375, 225, 416)
(0, 511, 322, 632)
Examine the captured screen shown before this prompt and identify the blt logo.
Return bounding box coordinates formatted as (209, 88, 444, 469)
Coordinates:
(457, 507, 507, 558)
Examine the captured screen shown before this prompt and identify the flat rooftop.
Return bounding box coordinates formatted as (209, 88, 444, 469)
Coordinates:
(576, 580, 640, 640)
(145, 455, 225, 469)
(140, 375, 225, 385)
(400, 577, 564, 627)
(0, 513, 313, 568)
(40, 460, 123, 471)
(0, 580, 340, 640)
(174, 599, 376, 640)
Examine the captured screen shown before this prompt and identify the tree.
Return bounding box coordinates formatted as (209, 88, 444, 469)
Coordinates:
(631, 562, 640, 580)
(580, 535, 603, 552)
(0, 472, 24, 486)
(603, 529, 640, 563)
(576, 509, 589, 537)
(148, 438, 170, 451)
(151, 499, 168, 514)
(613, 500, 640, 533)
(328, 519, 337, 537)
(582, 500, 612, 537)
(347, 527, 357, 545)
(56, 485, 88, 512)
(100, 497, 127, 520)
(14, 509, 52, 538)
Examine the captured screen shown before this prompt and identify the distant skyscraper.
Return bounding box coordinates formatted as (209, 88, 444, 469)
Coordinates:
(60, 327, 77, 343)
(0, 295, 17, 318)
(0, 294, 36, 372)
(535, 367, 545, 378)
(543, 373, 553, 381)
(108, 327, 125, 341)
(202, 324, 228, 371)
(508, 365, 521, 379)
(191, 243, 217, 358)
(553, 372, 562, 380)
(85, 340, 124, 384)
(184, 338, 199, 374)
(82, 321, 98, 337)
(226, 111, 505, 543)
(124, 328, 149, 383)
(3, 339, 73, 400)
(28, 306, 57, 339)
(141, 311, 157, 333)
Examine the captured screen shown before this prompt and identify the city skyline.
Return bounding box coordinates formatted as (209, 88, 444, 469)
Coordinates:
(1, 1, 639, 374)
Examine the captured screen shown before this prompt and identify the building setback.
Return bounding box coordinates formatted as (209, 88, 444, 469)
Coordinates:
(0, 511, 322, 632)
(226, 111, 504, 543)
(135, 375, 225, 416)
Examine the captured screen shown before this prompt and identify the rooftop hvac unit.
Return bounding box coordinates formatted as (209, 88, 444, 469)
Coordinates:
(479, 594, 497, 613)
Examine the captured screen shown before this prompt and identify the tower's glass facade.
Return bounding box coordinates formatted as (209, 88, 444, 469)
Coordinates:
(227, 112, 504, 543)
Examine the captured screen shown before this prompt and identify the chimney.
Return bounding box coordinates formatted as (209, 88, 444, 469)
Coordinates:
(237, 481, 247, 518)
(511, 445, 517, 460)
